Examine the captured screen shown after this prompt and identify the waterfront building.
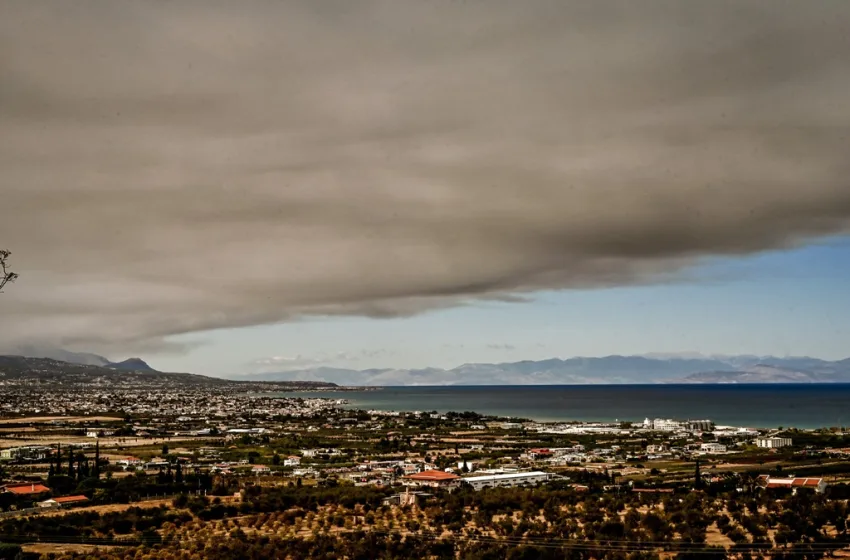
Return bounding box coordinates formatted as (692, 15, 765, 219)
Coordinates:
(687, 420, 715, 431)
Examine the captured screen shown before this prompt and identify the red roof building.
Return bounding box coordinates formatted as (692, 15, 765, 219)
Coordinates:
(3, 483, 51, 495)
(403, 470, 461, 489)
(757, 475, 827, 493)
(53, 495, 89, 504)
(528, 448, 553, 459)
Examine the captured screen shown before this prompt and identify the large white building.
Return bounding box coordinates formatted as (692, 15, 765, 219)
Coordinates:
(757, 437, 792, 449)
(463, 471, 551, 491)
(687, 420, 715, 432)
(643, 418, 685, 431)
(700, 443, 727, 454)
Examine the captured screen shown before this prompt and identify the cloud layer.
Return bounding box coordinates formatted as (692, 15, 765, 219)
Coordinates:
(2, 1, 850, 353)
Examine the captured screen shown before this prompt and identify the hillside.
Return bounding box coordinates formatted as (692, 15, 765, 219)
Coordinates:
(0, 356, 338, 389)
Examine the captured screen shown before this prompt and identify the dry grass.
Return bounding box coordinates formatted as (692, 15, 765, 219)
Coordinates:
(0, 416, 123, 425)
(0, 434, 217, 449)
(31, 499, 174, 518)
(22, 543, 122, 554)
(704, 523, 735, 547)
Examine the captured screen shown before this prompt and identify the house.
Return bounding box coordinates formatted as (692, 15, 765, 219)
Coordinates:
(86, 430, 115, 438)
(700, 443, 727, 454)
(251, 465, 271, 475)
(117, 457, 142, 469)
(38, 495, 89, 508)
(0, 446, 53, 462)
(3, 483, 51, 496)
(403, 470, 461, 490)
(528, 448, 553, 460)
(383, 488, 432, 507)
(283, 456, 301, 467)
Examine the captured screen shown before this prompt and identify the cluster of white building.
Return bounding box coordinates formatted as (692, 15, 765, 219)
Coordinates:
(642, 418, 714, 432)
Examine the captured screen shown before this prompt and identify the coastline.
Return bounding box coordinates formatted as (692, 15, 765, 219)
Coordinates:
(271, 384, 850, 430)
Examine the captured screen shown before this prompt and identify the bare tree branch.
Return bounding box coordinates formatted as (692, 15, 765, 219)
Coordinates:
(0, 249, 18, 293)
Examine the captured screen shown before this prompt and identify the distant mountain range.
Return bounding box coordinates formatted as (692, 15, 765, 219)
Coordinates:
(0, 348, 336, 389)
(7, 346, 850, 386)
(0, 355, 225, 387)
(7, 345, 156, 371)
(240, 355, 850, 386)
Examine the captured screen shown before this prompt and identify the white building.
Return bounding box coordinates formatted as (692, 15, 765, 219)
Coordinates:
(117, 456, 142, 469)
(687, 420, 715, 432)
(652, 418, 685, 431)
(757, 437, 792, 449)
(86, 429, 115, 438)
(0, 446, 52, 461)
(463, 471, 551, 491)
(283, 456, 301, 467)
(700, 443, 727, 454)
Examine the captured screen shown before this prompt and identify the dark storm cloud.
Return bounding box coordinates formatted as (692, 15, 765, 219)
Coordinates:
(1, 0, 849, 353)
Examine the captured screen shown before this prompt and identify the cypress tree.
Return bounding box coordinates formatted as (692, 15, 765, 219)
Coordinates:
(55, 443, 62, 475)
(694, 459, 702, 489)
(94, 440, 100, 478)
(68, 446, 75, 480)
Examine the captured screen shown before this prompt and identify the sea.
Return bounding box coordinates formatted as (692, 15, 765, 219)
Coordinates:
(279, 384, 850, 429)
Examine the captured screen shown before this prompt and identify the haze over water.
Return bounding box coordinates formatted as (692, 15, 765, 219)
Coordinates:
(284, 385, 850, 429)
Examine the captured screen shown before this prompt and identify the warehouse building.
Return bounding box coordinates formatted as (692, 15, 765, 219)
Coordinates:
(463, 471, 551, 491)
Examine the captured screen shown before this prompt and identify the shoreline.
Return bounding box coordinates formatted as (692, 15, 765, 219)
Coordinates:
(269, 384, 850, 431)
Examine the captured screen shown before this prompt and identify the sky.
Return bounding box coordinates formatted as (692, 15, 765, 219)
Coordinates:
(1, 1, 850, 377)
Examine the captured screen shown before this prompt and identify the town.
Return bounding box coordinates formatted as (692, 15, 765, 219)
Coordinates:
(1, 384, 849, 559)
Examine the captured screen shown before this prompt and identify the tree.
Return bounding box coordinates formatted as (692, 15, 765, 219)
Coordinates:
(694, 459, 702, 490)
(94, 440, 100, 478)
(162, 444, 169, 456)
(0, 250, 17, 293)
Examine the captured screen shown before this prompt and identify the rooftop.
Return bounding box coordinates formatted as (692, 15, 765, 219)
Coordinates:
(464, 471, 549, 483)
(4, 483, 51, 495)
(53, 495, 89, 504)
(405, 471, 460, 481)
